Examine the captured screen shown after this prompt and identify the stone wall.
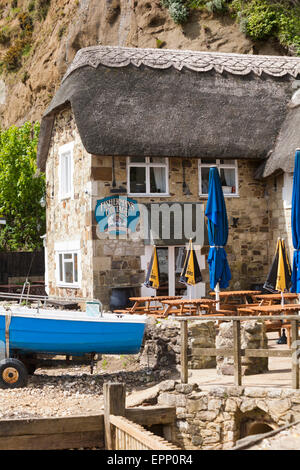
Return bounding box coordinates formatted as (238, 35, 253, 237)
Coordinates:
(139, 319, 216, 370)
(154, 381, 300, 449)
(46, 108, 275, 307)
(90, 152, 272, 302)
(266, 172, 293, 272)
(45, 108, 94, 299)
(216, 320, 268, 376)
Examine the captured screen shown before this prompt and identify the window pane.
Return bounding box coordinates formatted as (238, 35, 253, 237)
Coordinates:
(149, 157, 166, 164)
(156, 248, 168, 284)
(129, 167, 146, 193)
(64, 261, 74, 283)
(61, 152, 71, 196)
(219, 159, 235, 166)
(201, 158, 216, 165)
(220, 168, 236, 193)
(150, 167, 166, 193)
(64, 253, 72, 259)
(201, 167, 210, 194)
(130, 157, 146, 163)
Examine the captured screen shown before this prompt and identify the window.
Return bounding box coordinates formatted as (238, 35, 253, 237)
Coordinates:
(55, 241, 80, 288)
(127, 157, 169, 195)
(282, 172, 293, 209)
(198, 159, 238, 197)
(59, 142, 74, 200)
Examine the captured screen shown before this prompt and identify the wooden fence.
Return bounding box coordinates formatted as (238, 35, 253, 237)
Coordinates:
(0, 250, 44, 283)
(179, 315, 300, 389)
(0, 383, 178, 450)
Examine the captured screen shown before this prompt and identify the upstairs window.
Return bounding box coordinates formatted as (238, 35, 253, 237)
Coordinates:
(127, 157, 169, 196)
(198, 159, 238, 197)
(59, 142, 74, 200)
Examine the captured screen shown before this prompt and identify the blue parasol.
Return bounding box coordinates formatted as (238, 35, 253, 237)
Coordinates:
(205, 167, 231, 295)
(291, 149, 300, 293)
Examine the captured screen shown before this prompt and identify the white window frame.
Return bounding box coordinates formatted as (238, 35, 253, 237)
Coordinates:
(198, 159, 239, 197)
(55, 240, 81, 288)
(127, 157, 169, 196)
(58, 142, 74, 200)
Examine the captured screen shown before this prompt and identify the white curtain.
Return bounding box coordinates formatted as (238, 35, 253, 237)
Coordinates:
(153, 167, 166, 193)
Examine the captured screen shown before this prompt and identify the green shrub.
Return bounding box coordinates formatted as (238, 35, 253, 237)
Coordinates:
(18, 12, 33, 32)
(232, 0, 300, 54)
(0, 27, 11, 45)
(169, 1, 190, 23)
(35, 0, 51, 20)
(205, 0, 228, 13)
(3, 39, 24, 70)
(161, 0, 190, 24)
(28, 1, 35, 12)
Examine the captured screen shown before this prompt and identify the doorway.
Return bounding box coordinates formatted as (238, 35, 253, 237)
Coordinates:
(141, 245, 205, 298)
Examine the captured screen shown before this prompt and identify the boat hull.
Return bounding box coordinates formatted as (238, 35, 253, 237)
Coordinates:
(0, 309, 146, 356)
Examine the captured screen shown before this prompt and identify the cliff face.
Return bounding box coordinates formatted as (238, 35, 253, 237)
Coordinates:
(0, 0, 287, 128)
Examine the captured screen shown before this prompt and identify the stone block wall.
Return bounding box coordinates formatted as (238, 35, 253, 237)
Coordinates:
(216, 320, 268, 376)
(45, 109, 94, 300)
(266, 172, 293, 272)
(154, 381, 300, 449)
(139, 319, 216, 370)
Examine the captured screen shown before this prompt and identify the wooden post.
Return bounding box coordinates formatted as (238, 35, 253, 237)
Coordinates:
(104, 382, 126, 450)
(291, 319, 299, 390)
(233, 320, 242, 386)
(181, 320, 188, 384)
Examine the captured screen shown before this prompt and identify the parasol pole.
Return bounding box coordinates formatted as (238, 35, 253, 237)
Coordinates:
(215, 282, 220, 311)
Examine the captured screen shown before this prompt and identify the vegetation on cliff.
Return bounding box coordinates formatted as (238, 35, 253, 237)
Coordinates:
(162, 0, 300, 54)
(0, 122, 45, 251)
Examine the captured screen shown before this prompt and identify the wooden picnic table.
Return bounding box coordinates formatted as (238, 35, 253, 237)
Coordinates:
(160, 298, 225, 317)
(125, 296, 182, 315)
(244, 303, 300, 316)
(238, 303, 300, 347)
(252, 293, 299, 304)
(209, 290, 261, 305)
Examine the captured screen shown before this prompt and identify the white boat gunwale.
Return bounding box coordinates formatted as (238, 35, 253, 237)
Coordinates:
(0, 307, 147, 324)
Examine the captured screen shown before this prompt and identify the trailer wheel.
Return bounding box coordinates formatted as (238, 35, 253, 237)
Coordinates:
(0, 358, 28, 389)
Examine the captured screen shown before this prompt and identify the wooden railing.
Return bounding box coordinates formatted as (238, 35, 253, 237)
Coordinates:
(104, 383, 180, 450)
(110, 415, 180, 450)
(178, 315, 300, 389)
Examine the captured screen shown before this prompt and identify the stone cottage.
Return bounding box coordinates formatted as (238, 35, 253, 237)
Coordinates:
(36, 46, 300, 309)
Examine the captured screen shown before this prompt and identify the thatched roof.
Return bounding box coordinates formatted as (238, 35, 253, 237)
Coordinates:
(37, 46, 300, 172)
(256, 98, 300, 178)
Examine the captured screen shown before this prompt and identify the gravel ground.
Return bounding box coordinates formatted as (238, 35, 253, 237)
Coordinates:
(0, 355, 171, 420)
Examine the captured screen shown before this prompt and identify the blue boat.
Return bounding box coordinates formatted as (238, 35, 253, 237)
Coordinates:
(0, 306, 146, 388)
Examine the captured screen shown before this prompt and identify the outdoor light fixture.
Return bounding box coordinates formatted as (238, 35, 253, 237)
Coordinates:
(40, 196, 46, 208)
